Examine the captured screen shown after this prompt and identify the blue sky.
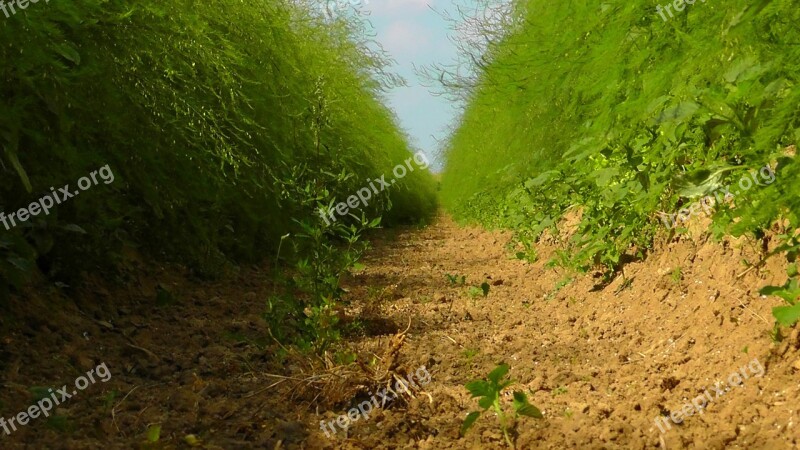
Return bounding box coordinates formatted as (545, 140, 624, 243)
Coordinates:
(360, 0, 473, 172)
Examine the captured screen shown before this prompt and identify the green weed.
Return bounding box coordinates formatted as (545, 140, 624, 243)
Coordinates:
(551, 386, 568, 396)
(671, 267, 683, 285)
(446, 273, 467, 286)
(264, 159, 382, 351)
(461, 363, 543, 448)
(103, 390, 119, 411)
(462, 348, 480, 361)
(545, 277, 573, 301)
(761, 262, 800, 327)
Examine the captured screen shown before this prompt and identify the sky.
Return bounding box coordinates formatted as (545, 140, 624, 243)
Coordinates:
(357, 0, 476, 172)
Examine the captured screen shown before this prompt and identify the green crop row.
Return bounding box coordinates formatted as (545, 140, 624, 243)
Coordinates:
(0, 0, 437, 297)
(442, 0, 799, 274)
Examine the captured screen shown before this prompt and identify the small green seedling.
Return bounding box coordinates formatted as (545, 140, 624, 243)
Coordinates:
(143, 424, 161, 447)
(670, 267, 683, 284)
(551, 386, 568, 396)
(446, 273, 467, 286)
(545, 277, 572, 301)
(761, 264, 800, 327)
(511, 235, 538, 263)
(103, 390, 119, 411)
(461, 364, 543, 448)
(462, 348, 479, 361)
(466, 283, 490, 306)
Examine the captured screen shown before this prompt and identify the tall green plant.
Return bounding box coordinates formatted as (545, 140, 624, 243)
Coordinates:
(0, 0, 437, 297)
(265, 157, 384, 351)
(442, 0, 799, 280)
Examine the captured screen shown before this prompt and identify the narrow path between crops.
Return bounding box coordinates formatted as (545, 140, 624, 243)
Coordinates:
(2, 215, 799, 449)
(326, 215, 798, 449)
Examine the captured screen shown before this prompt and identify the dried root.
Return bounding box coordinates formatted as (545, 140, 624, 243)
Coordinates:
(267, 318, 422, 411)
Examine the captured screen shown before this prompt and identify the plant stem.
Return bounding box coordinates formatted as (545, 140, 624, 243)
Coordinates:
(496, 403, 514, 449)
(502, 425, 513, 449)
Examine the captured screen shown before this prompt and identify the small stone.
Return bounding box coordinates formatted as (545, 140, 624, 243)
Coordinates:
(792, 359, 800, 371)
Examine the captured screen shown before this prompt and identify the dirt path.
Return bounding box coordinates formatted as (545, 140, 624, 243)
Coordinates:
(1, 216, 799, 449)
(323, 215, 799, 449)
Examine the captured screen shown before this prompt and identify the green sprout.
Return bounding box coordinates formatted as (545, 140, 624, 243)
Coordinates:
(461, 363, 543, 448)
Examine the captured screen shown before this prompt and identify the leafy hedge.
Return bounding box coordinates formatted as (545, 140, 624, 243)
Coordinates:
(0, 0, 437, 295)
(442, 0, 799, 274)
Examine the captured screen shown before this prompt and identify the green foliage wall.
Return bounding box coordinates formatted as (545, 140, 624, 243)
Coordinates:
(442, 0, 799, 272)
(0, 0, 437, 292)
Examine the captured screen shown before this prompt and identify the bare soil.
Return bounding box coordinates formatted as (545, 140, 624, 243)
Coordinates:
(1, 215, 799, 449)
